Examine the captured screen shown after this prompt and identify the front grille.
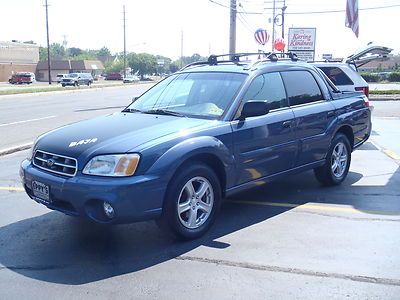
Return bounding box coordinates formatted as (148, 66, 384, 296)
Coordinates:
(33, 150, 77, 177)
(62, 79, 72, 82)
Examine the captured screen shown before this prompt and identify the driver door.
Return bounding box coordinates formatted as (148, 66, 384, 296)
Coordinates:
(231, 72, 297, 185)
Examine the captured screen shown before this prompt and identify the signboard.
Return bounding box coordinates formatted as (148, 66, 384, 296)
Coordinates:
(322, 54, 333, 60)
(288, 27, 316, 61)
(293, 51, 314, 62)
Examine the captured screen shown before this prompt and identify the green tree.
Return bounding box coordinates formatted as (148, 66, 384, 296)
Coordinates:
(50, 43, 66, 59)
(174, 53, 206, 68)
(97, 46, 111, 57)
(128, 53, 157, 79)
(39, 47, 48, 61)
(69, 47, 82, 57)
(105, 60, 124, 73)
(155, 55, 172, 74)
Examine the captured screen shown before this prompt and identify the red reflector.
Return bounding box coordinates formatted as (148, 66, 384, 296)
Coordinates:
(355, 86, 369, 98)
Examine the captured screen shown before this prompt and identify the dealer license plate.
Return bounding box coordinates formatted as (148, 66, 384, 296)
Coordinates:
(32, 181, 50, 203)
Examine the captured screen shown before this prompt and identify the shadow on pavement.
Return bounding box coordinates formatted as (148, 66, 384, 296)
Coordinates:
(0, 200, 288, 285)
(0, 145, 399, 285)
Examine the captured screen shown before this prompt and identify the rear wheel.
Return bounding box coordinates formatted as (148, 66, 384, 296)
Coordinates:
(314, 133, 351, 186)
(62, 84, 66, 87)
(158, 163, 221, 240)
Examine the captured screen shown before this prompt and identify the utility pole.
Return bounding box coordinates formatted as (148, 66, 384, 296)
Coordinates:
(180, 30, 183, 68)
(271, 0, 276, 52)
(123, 5, 126, 78)
(229, 0, 236, 55)
(45, 0, 51, 84)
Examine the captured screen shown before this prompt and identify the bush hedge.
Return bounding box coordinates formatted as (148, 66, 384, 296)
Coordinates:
(360, 73, 379, 82)
(388, 72, 400, 82)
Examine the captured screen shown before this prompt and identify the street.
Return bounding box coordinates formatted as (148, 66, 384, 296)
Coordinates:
(0, 83, 154, 150)
(0, 87, 400, 299)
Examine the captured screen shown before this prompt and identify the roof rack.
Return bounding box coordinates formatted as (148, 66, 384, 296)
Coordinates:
(180, 52, 300, 71)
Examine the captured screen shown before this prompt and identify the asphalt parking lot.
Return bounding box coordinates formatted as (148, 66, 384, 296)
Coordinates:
(0, 88, 399, 298)
(0, 144, 399, 298)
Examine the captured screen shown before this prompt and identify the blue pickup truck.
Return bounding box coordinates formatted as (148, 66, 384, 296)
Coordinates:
(20, 53, 371, 239)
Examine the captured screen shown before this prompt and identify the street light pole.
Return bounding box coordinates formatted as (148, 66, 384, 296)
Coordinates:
(282, 0, 287, 39)
(45, 0, 51, 84)
(272, 0, 276, 52)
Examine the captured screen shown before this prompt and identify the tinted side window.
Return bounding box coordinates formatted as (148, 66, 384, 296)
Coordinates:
(318, 67, 354, 86)
(281, 71, 323, 106)
(242, 72, 288, 110)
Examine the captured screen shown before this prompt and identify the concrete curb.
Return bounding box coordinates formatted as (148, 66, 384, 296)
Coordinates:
(0, 143, 32, 157)
(369, 94, 400, 101)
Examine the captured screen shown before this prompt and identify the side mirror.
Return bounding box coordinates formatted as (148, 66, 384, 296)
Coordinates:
(131, 96, 139, 103)
(239, 100, 269, 120)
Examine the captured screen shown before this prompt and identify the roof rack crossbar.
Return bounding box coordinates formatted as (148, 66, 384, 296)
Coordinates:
(180, 51, 301, 71)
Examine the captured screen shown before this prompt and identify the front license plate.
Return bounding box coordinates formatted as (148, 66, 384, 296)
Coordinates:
(32, 181, 50, 203)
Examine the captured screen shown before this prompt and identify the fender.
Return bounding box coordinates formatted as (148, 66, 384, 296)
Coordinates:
(146, 136, 236, 188)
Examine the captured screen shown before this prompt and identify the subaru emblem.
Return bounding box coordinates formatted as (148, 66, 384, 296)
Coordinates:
(46, 158, 55, 167)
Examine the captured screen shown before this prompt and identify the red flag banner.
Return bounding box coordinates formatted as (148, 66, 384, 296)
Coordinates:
(345, 0, 359, 37)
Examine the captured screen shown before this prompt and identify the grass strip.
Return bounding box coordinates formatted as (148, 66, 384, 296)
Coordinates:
(369, 90, 400, 95)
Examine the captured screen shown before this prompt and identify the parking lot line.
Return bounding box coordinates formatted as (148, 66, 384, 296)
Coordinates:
(383, 149, 400, 160)
(0, 186, 24, 192)
(1, 186, 398, 216)
(226, 200, 400, 216)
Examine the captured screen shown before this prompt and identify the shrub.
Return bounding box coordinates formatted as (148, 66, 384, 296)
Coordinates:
(388, 72, 400, 82)
(360, 73, 379, 82)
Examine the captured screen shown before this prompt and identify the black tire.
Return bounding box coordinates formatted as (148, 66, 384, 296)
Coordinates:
(314, 133, 351, 186)
(62, 84, 65, 87)
(157, 163, 221, 240)
(74, 81, 79, 87)
(87, 81, 91, 86)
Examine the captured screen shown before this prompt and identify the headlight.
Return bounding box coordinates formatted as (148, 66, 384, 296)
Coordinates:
(27, 137, 39, 161)
(83, 154, 140, 177)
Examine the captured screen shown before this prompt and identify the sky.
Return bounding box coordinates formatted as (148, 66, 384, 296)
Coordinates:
(1, 0, 400, 60)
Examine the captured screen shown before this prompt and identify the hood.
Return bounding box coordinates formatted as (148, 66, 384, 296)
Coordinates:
(34, 112, 212, 159)
(346, 45, 393, 68)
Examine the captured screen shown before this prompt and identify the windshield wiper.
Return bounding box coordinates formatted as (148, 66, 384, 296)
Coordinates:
(143, 109, 186, 117)
(122, 108, 142, 113)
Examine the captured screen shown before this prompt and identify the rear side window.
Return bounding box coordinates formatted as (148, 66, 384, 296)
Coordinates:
(281, 71, 323, 106)
(242, 72, 288, 110)
(318, 67, 354, 86)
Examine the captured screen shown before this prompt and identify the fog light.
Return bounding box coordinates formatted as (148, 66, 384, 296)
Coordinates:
(103, 202, 115, 219)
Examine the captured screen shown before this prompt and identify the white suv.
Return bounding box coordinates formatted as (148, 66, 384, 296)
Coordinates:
(312, 45, 392, 100)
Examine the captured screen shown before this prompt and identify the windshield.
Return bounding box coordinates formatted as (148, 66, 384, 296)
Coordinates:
(68, 73, 78, 78)
(127, 72, 246, 119)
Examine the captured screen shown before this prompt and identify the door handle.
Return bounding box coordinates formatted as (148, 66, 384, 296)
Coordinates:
(327, 111, 335, 117)
(282, 120, 292, 128)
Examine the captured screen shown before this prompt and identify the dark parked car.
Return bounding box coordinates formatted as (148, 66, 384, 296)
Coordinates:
(105, 73, 123, 80)
(20, 53, 371, 239)
(61, 73, 93, 87)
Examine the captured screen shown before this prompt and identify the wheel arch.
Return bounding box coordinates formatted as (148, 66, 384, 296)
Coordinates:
(173, 153, 227, 197)
(335, 125, 354, 151)
(145, 136, 234, 197)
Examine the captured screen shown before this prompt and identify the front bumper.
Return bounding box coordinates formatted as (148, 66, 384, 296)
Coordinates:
(20, 159, 166, 224)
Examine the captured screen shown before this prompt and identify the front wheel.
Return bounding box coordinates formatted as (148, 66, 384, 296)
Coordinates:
(314, 133, 351, 186)
(158, 163, 221, 240)
(74, 81, 79, 87)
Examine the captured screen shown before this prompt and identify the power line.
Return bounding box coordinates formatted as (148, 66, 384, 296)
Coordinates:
(286, 4, 400, 15)
(209, 0, 400, 15)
